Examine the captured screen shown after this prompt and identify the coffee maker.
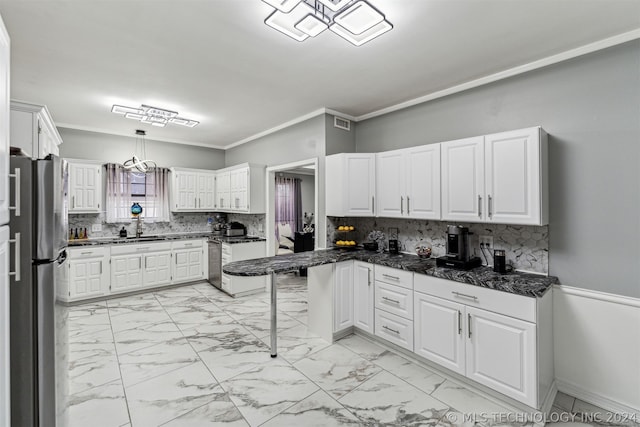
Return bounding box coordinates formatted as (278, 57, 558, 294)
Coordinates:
(436, 225, 482, 270)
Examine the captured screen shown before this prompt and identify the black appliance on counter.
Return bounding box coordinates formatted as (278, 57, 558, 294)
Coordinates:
(436, 225, 481, 270)
(226, 221, 246, 237)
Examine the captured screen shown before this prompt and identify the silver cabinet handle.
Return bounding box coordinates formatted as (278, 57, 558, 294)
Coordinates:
(488, 195, 493, 218)
(382, 273, 400, 280)
(372, 196, 375, 214)
(100, 260, 102, 275)
(72, 195, 75, 209)
(368, 268, 371, 286)
(407, 196, 410, 214)
(9, 233, 21, 282)
(9, 168, 21, 216)
(400, 196, 404, 214)
(80, 251, 93, 255)
(478, 195, 482, 217)
(458, 310, 462, 335)
(184, 243, 193, 247)
(468, 313, 472, 339)
(145, 256, 147, 269)
(452, 291, 478, 301)
(136, 247, 150, 251)
(382, 325, 400, 335)
(382, 296, 400, 304)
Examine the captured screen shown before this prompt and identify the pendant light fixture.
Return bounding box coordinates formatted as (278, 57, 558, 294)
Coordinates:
(263, 0, 392, 46)
(123, 130, 157, 173)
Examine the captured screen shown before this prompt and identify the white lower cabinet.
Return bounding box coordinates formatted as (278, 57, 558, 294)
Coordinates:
(143, 251, 172, 287)
(333, 261, 354, 333)
(65, 247, 109, 301)
(220, 241, 267, 297)
(110, 254, 143, 293)
(373, 265, 414, 351)
(414, 273, 549, 409)
(353, 261, 374, 334)
(172, 240, 205, 284)
(374, 309, 413, 351)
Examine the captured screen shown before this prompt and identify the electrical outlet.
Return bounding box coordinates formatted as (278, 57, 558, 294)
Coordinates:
(91, 223, 102, 232)
(258, 223, 264, 232)
(479, 235, 493, 249)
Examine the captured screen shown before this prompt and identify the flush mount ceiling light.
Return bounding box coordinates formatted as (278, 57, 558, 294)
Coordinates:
(111, 104, 199, 128)
(123, 130, 157, 173)
(262, 0, 392, 45)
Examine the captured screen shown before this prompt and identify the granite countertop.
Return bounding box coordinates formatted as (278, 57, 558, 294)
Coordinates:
(222, 248, 559, 298)
(67, 232, 265, 247)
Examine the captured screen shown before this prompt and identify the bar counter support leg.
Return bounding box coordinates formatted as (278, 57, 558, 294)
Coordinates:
(270, 271, 277, 357)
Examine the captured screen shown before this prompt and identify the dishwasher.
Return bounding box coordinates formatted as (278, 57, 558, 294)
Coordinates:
(207, 239, 222, 289)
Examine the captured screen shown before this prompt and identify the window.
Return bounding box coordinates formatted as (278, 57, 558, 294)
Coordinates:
(105, 164, 170, 223)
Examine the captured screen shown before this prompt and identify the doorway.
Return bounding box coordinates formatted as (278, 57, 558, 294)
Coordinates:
(265, 158, 320, 257)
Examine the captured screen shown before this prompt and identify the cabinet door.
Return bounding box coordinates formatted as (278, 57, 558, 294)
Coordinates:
(376, 150, 405, 218)
(143, 252, 172, 287)
(173, 248, 203, 283)
(333, 261, 353, 332)
(466, 306, 537, 407)
(406, 144, 441, 219)
(485, 127, 542, 225)
(441, 136, 485, 222)
(69, 163, 101, 212)
(196, 173, 216, 211)
(0, 26, 8, 225)
(353, 261, 373, 334)
(230, 169, 248, 211)
(215, 172, 231, 210)
(173, 172, 197, 210)
(69, 258, 107, 298)
(345, 154, 375, 216)
(110, 255, 142, 292)
(414, 293, 465, 375)
(0, 226, 9, 426)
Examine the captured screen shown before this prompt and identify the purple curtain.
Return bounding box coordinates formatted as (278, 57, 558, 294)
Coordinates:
(275, 175, 302, 233)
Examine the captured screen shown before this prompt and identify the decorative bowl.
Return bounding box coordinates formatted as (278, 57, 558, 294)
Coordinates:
(415, 243, 432, 258)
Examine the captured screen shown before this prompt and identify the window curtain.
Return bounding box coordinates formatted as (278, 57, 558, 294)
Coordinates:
(105, 164, 170, 223)
(105, 163, 131, 223)
(275, 175, 302, 234)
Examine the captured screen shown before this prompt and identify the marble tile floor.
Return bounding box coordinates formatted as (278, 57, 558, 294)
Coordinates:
(60, 274, 638, 427)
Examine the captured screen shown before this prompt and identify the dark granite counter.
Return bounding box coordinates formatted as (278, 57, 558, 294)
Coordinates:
(222, 248, 558, 298)
(210, 236, 266, 245)
(68, 232, 211, 246)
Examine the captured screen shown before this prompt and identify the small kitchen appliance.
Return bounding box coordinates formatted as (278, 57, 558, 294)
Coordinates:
(226, 221, 247, 237)
(211, 213, 227, 236)
(388, 240, 399, 254)
(436, 225, 482, 270)
(493, 249, 507, 274)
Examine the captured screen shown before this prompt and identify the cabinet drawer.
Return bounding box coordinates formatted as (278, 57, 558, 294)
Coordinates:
(414, 274, 536, 323)
(375, 281, 413, 320)
(221, 254, 231, 266)
(111, 241, 172, 255)
(374, 265, 413, 289)
(172, 239, 203, 250)
(375, 309, 414, 351)
(68, 246, 108, 259)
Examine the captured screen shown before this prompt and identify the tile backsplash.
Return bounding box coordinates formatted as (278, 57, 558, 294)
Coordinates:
(69, 212, 266, 238)
(328, 217, 549, 274)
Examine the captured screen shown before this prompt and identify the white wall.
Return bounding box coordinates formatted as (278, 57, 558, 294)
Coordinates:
(553, 287, 640, 416)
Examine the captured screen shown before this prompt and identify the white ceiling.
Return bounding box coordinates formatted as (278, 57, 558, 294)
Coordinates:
(0, 0, 639, 149)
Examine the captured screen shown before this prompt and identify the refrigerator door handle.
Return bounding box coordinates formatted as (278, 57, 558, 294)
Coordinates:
(9, 167, 21, 216)
(55, 250, 67, 265)
(9, 232, 21, 282)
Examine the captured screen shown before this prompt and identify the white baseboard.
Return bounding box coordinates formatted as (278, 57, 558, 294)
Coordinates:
(556, 379, 640, 419)
(553, 285, 640, 417)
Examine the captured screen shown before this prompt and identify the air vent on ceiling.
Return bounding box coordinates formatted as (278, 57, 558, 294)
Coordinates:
(334, 116, 351, 131)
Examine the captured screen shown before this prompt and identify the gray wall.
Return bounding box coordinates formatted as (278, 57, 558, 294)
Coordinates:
(224, 115, 325, 167)
(325, 114, 356, 155)
(58, 127, 225, 169)
(355, 41, 640, 298)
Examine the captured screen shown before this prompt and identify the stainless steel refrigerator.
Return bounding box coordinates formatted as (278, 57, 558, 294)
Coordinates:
(9, 154, 67, 426)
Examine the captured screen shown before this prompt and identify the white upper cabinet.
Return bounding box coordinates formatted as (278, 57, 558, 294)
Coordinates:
(214, 164, 265, 213)
(10, 101, 63, 160)
(68, 160, 102, 213)
(326, 153, 375, 217)
(441, 136, 485, 222)
(442, 127, 548, 226)
(170, 167, 216, 212)
(484, 127, 548, 225)
(376, 144, 441, 219)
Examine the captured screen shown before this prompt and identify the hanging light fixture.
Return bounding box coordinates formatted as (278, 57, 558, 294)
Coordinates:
(111, 104, 199, 128)
(262, 0, 392, 46)
(123, 130, 157, 173)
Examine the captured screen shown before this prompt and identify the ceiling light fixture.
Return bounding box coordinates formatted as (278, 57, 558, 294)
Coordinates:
(111, 104, 199, 128)
(123, 130, 157, 173)
(263, 0, 392, 46)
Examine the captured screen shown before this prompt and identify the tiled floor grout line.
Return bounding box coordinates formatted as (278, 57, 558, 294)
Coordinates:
(106, 300, 134, 427)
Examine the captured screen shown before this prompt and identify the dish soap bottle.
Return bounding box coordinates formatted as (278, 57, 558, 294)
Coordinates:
(119, 226, 127, 238)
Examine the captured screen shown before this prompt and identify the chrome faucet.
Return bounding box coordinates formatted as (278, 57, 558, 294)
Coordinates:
(136, 216, 143, 238)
